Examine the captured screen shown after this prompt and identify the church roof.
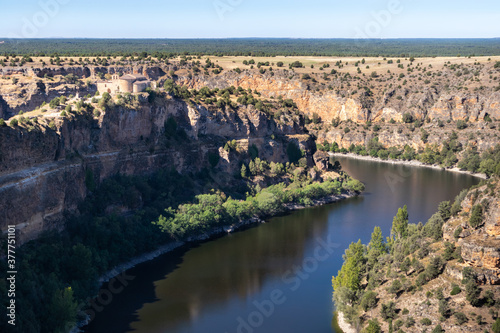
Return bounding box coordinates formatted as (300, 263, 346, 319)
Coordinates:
(120, 74, 147, 81)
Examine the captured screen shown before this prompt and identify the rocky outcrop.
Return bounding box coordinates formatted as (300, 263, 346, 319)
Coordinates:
(443, 183, 500, 285)
(0, 80, 96, 118)
(461, 241, 500, 284)
(178, 70, 500, 124)
(180, 72, 372, 124)
(313, 150, 331, 170)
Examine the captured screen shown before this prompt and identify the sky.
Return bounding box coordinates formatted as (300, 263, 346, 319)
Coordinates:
(0, 0, 499, 39)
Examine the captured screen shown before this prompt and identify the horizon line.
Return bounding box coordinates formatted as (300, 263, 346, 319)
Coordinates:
(1, 37, 500, 40)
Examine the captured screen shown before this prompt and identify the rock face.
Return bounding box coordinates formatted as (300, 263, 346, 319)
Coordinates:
(181, 73, 371, 124)
(178, 71, 500, 124)
(313, 150, 331, 170)
(0, 79, 96, 118)
(443, 183, 500, 285)
(0, 97, 308, 243)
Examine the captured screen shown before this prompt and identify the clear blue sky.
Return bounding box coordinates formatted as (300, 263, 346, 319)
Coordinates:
(1, 0, 499, 38)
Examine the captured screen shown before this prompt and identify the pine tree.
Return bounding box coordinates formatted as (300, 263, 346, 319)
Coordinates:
(465, 280, 481, 307)
(438, 201, 451, 221)
(391, 205, 409, 240)
(333, 240, 365, 291)
(241, 164, 248, 178)
(368, 226, 386, 254)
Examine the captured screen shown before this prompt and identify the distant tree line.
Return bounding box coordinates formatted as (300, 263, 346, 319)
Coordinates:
(1, 38, 500, 57)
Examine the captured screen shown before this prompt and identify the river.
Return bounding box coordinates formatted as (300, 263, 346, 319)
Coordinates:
(83, 156, 480, 333)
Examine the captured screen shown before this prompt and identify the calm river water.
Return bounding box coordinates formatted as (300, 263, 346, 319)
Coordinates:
(83, 156, 480, 333)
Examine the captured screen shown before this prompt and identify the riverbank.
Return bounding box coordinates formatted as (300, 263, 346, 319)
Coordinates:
(337, 311, 357, 333)
(101, 192, 356, 283)
(329, 152, 487, 179)
(76, 191, 357, 332)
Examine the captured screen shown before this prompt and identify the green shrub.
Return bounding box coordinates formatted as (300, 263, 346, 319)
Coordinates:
(49, 97, 60, 108)
(420, 318, 432, 326)
(405, 317, 415, 328)
(450, 284, 462, 296)
(365, 319, 381, 333)
(9, 118, 18, 126)
(462, 267, 476, 284)
(438, 298, 450, 318)
(443, 242, 456, 261)
(423, 212, 445, 240)
(432, 324, 444, 333)
(0, 118, 5, 126)
(360, 291, 378, 311)
(454, 312, 468, 325)
(438, 201, 451, 221)
(456, 119, 467, 130)
(381, 301, 396, 321)
(403, 113, 413, 123)
(484, 290, 496, 307)
(344, 179, 365, 193)
(388, 279, 402, 295)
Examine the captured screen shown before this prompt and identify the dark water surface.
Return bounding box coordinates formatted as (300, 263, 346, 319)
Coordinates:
(83, 157, 480, 333)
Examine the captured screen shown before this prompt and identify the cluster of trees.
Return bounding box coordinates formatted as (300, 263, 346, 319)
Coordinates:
(333, 181, 499, 332)
(4, 38, 500, 57)
(155, 175, 364, 239)
(0, 55, 33, 66)
(318, 134, 500, 176)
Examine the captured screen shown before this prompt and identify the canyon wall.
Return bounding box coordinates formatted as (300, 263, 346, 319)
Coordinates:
(179, 71, 500, 124)
(0, 97, 308, 243)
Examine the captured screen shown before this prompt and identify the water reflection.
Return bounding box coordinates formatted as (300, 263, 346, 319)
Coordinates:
(129, 207, 332, 333)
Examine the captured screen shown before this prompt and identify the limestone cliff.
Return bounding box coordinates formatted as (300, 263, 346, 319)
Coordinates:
(0, 96, 308, 243)
(177, 69, 500, 125)
(443, 182, 500, 285)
